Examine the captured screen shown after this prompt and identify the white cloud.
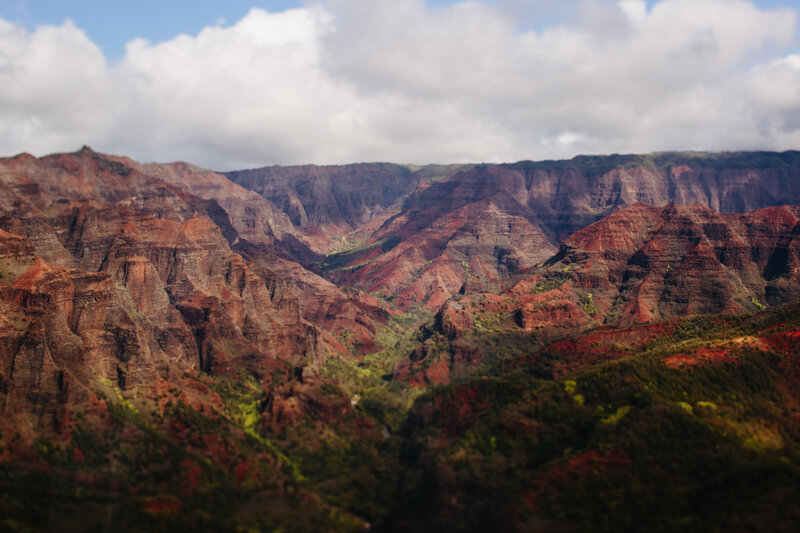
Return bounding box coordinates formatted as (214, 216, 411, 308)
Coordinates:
(618, 0, 647, 21)
(0, 0, 798, 169)
(0, 17, 112, 155)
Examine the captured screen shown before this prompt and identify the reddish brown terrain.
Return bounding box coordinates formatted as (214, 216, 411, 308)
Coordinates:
(520, 202, 800, 323)
(0, 149, 397, 429)
(224, 163, 446, 253)
(228, 151, 800, 311)
(126, 158, 394, 357)
(2, 148, 800, 532)
(0, 149, 321, 415)
(5, 147, 800, 421)
(391, 202, 800, 386)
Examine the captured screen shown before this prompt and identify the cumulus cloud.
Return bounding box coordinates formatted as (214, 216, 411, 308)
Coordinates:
(0, 0, 798, 169)
(0, 17, 112, 155)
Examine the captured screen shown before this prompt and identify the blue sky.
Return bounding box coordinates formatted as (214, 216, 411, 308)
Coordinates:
(4, 1, 471, 58)
(2, 0, 794, 59)
(1, 0, 799, 168)
(1, 1, 306, 58)
(0, 0, 675, 59)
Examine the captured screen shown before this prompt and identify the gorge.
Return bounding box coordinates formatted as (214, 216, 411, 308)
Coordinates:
(2, 148, 800, 532)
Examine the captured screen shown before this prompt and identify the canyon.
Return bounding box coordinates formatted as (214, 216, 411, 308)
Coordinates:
(2, 148, 800, 532)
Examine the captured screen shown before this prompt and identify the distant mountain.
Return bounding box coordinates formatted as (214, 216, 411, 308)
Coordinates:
(228, 151, 800, 310)
(225, 163, 470, 253)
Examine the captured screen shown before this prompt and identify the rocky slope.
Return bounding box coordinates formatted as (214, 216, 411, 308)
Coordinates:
(499, 151, 800, 239)
(124, 158, 397, 357)
(3, 148, 800, 532)
(0, 148, 326, 425)
(394, 202, 800, 386)
(323, 170, 559, 310)
(229, 151, 800, 311)
(225, 163, 435, 253)
(522, 202, 800, 325)
(0, 148, 389, 530)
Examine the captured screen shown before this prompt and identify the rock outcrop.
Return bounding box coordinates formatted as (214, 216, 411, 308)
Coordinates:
(533, 202, 800, 326)
(230, 151, 800, 311)
(392, 202, 800, 385)
(0, 148, 322, 427)
(225, 163, 431, 253)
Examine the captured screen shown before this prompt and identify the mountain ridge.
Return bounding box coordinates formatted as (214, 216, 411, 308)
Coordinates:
(226, 149, 800, 310)
(3, 147, 800, 532)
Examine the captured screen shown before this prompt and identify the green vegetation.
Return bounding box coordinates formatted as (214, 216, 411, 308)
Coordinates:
(601, 404, 631, 425)
(390, 305, 800, 531)
(98, 158, 133, 176)
(381, 234, 402, 252)
(83, 147, 133, 176)
(4, 298, 800, 532)
(506, 150, 800, 179)
(1, 367, 372, 532)
(317, 236, 402, 273)
(531, 273, 569, 293)
(402, 163, 475, 183)
(580, 292, 598, 315)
